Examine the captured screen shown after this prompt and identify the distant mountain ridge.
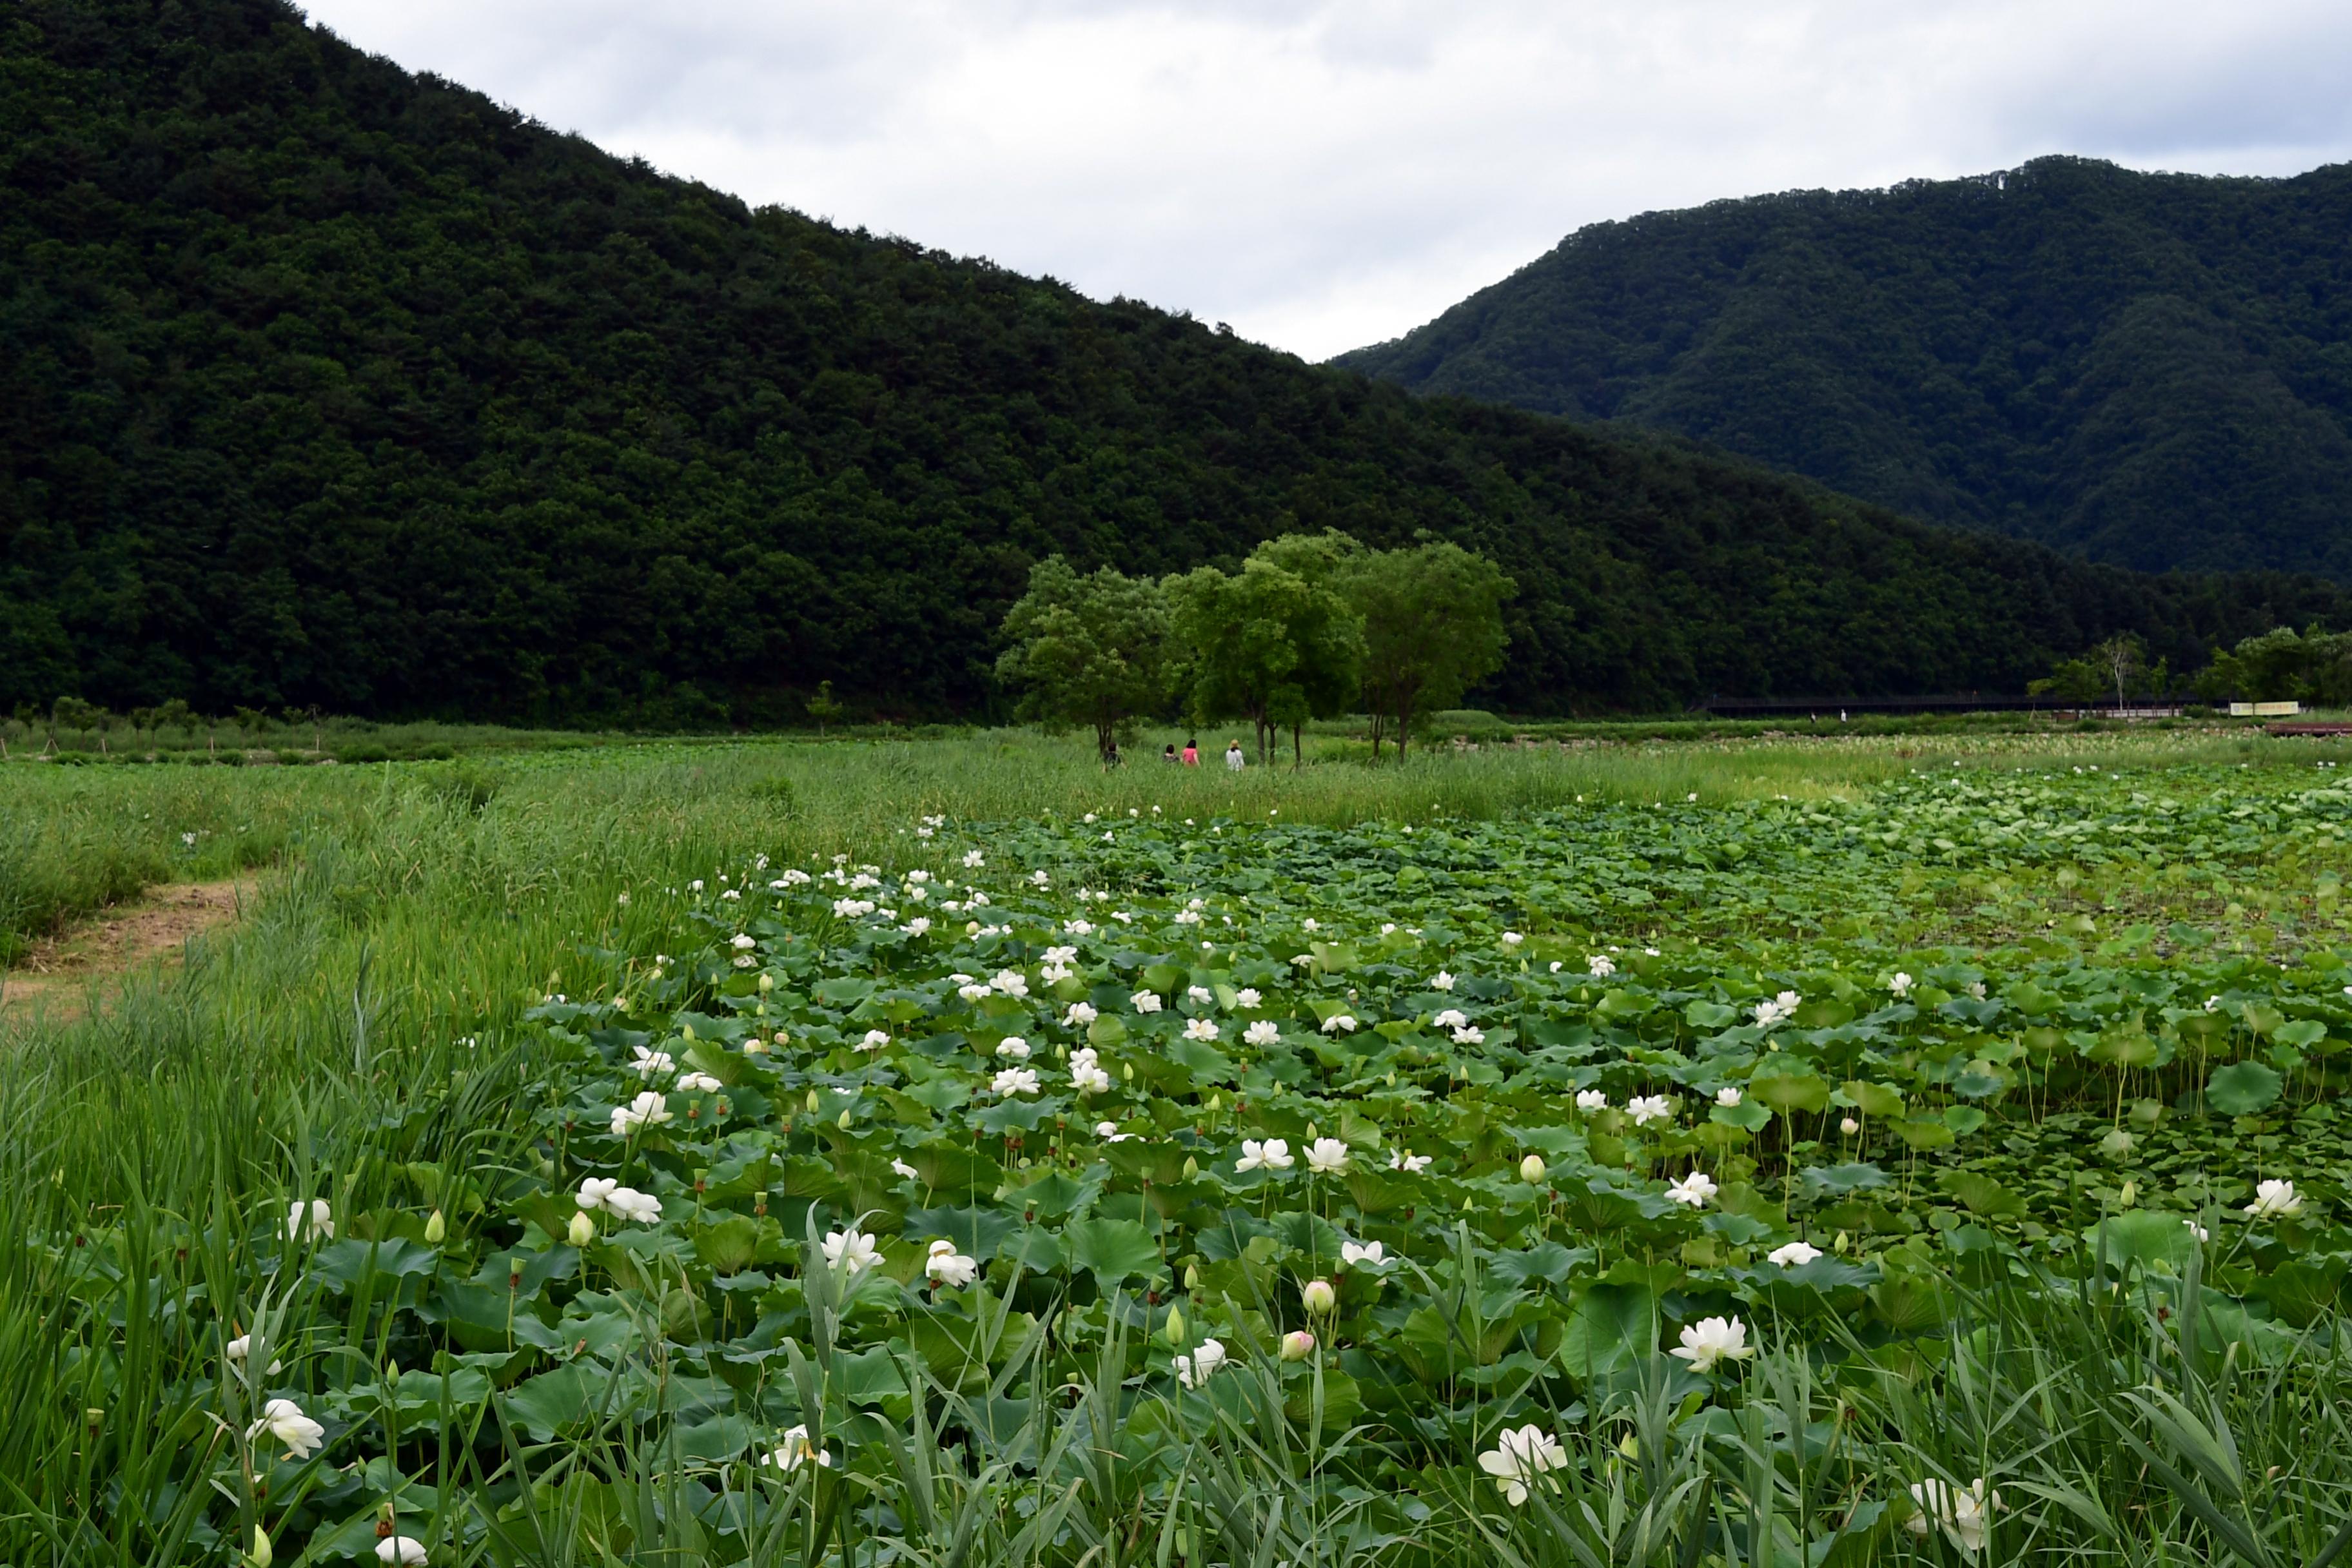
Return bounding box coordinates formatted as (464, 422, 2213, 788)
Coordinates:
(1, 9, 2344, 723)
(1337, 157, 2352, 579)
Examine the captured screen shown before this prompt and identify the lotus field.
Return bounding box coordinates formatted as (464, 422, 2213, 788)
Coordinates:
(21, 744, 2352, 1565)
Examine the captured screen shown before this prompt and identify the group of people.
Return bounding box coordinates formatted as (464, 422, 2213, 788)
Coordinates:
(1104, 738, 1246, 769)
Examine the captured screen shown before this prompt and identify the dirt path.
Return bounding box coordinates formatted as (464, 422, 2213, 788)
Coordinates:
(0, 879, 255, 1023)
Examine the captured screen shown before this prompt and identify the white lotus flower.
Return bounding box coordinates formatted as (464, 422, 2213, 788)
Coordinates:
(891, 1158, 919, 1180)
(1300, 1277, 1337, 1313)
(925, 1239, 979, 1287)
(1236, 1138, 1293, 1172)
(1388, 1150, 1432, 1173)
(1431, 972, 1455, 992)
(1188, 985, 1214, 1005)
(1095, 1120, 1128, 1139)
(247, 1397, 326, 1460)
(1888, 972, 1914, 997)
(376, 1538, 426, 1565)
(1518, 1154, 1547, 1184)
(2186, 1218, 2211, 1242)
(1184, 1017, 1220, 1042)
(1840, 1117, 1861, 1135)
(995, 1037, 1032, 1059)
(611, 1090, 672, 1137)
(1478, 1424, 1567, 1507)
(223, 1333, 282, 1373)
(1433, 1009, 1469, 1030)
(1304, 1137, 1349, 1174)
(1502, 931, 1524, 947)
(1451, 1025, 1485, 1046)
(285, 1199, 334, 1242)
(1070, 1054, 1111, 1094)
(990, 969, 1030, 998)
(1628, 1094, 1675, 1126)
(1768, 1240, 1823, 1267)
(1130, 990, 1163, 1014)
(1576, 1089, 1608, 1112)
(957, 982, 990, 1002)
(1669, 1315, 1754, 1373)
(1173, 1338, 1227, 1388)
(766, 1424, 832, 1471)
(1587, 954, 1615, 977)
(631, 1046, 675, 1077)
(605, 1187, 662, 1225)
(1064, 1001, 1099, 1026)
(1235, 988, 1262, 1008)
(821, 1228, 879, 1275)
(730, 933, 756, 952)
(1065, 918, 1093, 936)
(1340, 1240, 1388, 1268)
(677, 1072, 723, 1093)
(1320, 1014, 1358, 1034)
(989, 1066, 1041, 1096)
(1244, 1020, 1281, 1046)
(576, 1177, 619, 1212)
(1666, 1170, 1718, 1207)
(1907, 1478, 2001, 1554)
(2246, 1179, 2303, 1218)
(963, 850, 984, 868)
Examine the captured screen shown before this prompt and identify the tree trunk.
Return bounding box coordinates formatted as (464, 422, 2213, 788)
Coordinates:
(1395, 700, 1411, 763)
(1369, 709, 1386, 763)
(1291, 722, 1303, 770)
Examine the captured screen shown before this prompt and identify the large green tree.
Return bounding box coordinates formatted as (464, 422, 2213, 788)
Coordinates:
(995, 558, 1168, 761)
(1166, 552, 1362, 767)
(1341, 541, 1514, 763)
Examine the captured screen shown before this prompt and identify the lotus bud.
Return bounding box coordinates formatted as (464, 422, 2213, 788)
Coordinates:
(1834, 1230, 1850, 1253)
(758, 973, 774, 993)
(1300, 1278, 1337, 1314)
(1182, 1155, 1199, 1180)
(1280, 1329, 1316, 1362)
(838, 1109, 853, 1130)
(681, 1021, 695, 1039)
(805, 1090, 819, 1112)
(1164, 1305, 1187, 1346)
(2118, 1179, 2139, 1207)
(424, 1209, 446, 1245)
(1839, 1117, 1859, 1136)
(1208, 1093, 1222, 1113)
(1306, 1122, 1318, 1140)
(250, 1525, 274, 1567)
(1122, 1064, 1134, 1081)
(1183, 1263, 1200, 1289)
(1519, 1154, 1547, 1184)
(568, 1210, 596, 1247)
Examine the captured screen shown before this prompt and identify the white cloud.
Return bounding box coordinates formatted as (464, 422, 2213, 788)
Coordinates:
(300, 0, 2352, 360)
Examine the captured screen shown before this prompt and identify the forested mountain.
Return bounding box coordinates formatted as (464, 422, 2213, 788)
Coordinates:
(3, 6, 2345, 725)
(1338, 159, 2352, 580)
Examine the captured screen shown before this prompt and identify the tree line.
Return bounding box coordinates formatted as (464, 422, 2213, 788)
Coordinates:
(996, 533, 1512, 765)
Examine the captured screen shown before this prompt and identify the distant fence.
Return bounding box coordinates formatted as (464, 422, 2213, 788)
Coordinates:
(1694, 694, 2199, 718)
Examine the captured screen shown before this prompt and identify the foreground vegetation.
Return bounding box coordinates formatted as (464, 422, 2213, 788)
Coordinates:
(6, 729, 2352, 1563)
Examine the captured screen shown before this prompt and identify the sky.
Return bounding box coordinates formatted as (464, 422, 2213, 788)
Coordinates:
(297, 0, 2352, 362)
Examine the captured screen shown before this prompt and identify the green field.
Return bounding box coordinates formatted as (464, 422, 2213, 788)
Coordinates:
(6, 728, 2352, 1565)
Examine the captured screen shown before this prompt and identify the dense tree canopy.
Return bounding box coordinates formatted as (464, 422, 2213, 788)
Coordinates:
(1338, 158, 2352, 580)
(4, 3, 2349, 723)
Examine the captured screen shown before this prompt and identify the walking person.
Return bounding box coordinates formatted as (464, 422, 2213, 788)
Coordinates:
(1224, 740, 1245, 772)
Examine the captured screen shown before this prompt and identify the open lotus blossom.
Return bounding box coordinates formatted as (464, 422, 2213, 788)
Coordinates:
(995, 1037, 1032, 1059)
(286, 1199, 334, 1242)
(1478, 1424, 1568, 1507)
(1340, 1240, 1388, 1268)
(1769, 1240, 1824, 1267)
(611, 1090, 673, 1137)
(1069, 1049, 1111, 1095)
(1305, 1137, 1349, 1174)
(2186, 1218, 2211, 1242)
(1184, 1017, 1220, 1042)
(1173, 1338, 1228, 1387)
(1095, 1120, 1133, 1141)
(1388, 1150, 1432, 1173)
(576, 1178, 620, 1212)
(1130, 990, 1163, 1014)
(1908, 1478, 2001, 1554)
(1587, 954, 1615, 977)
(676, 1072, 722, 1093)
(766, 1424, 832, 1471)
(1451, 1025, 1485, 1046)
(605, 1187, 662, 1225)
(730, 933, 756, 951)
(989, 1066, 1041, 1097)
(1889, 972, 1914, 996)
(1502, 931, 1524, 946)
(224, 1333, 282, 1373)
(1666, 1170, 1718, 1207)
(1430, 972, 1455, 992)
(1320, 1014, 1359, 1034)
(248, 1396, 327, 1460)
(1629, 1095, 1676, 1126)
(2246, 1179, 2303, 1218)
(1235, 988, 1262, 1008)
(377, 1537, 427, 1566)
(925, 1239, 979, 1287)
(890, 1158, 919, 1180)
(1237, 1138, 1294, 1172)
(990, 968, 1029, 997)
(1752, 990, 1803, 1028)
(631, 1046, 675, 1077)
(1064, 1001, 1099, 1026)
(1715, 1086, 1743, 1108)
(821, 1228, 881, 1275)
(1188, 985, 1214, 1004)
(957, 981, 991, 1002)
(1576, 1089, 1608, 1112)
(1244, 1020, 1281, 1046)
(1433, 1009, 1469, 1030)
(1670, 1315, 1755, 1374)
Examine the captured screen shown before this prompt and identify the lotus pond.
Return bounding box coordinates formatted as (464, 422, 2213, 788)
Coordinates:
(28, 749, 2352, 1565)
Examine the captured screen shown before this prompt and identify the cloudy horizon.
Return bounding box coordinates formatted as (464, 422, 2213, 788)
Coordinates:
(298, 0, 2352, 361)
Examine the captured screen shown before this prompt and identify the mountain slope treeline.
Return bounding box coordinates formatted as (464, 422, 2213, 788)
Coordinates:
(1338, 158, 2352, 580)
(2, 5, 2345, 724)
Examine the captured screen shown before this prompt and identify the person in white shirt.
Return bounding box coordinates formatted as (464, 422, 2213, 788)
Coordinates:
(1224, 740, 1245, 771)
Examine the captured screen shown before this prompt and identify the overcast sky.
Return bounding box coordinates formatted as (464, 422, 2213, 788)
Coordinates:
(299, 0, 2352, 361)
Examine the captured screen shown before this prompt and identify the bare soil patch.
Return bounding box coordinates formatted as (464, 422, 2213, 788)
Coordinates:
(0, 879, 253, 1023)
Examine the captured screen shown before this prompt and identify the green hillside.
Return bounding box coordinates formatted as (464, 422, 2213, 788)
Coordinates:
(1338, 158, 2352, 580)
(2, 6, 2344, 724)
